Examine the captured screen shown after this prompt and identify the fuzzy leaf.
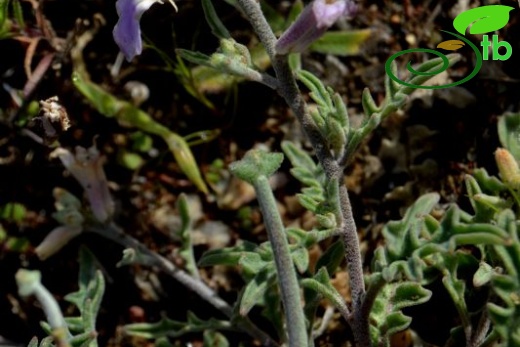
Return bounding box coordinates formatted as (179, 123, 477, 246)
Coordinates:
(300, 268, 349, 315)
(239, 267, 276, 316)
(498, 113, 520, 162)
(370, 281, 431, 345)
(230, 149, 283, 183)
(297, 70, 333, 110)
(124, 312, 232, 339)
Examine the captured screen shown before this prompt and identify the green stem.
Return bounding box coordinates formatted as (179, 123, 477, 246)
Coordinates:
(16, 270, 71, 347)
(254, 176, 308, 347)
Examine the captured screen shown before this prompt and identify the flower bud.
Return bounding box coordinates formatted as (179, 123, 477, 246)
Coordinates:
(275, 0, 357, 55)
(495, 148, 520, 188)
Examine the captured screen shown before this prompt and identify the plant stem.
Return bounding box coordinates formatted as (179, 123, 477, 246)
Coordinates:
(339, 185, 369, 346)
(253, 175, 308, 347)
(235, 1, 369, 345)
(87, 224, 279, 347)
(16, 270, 71, 347)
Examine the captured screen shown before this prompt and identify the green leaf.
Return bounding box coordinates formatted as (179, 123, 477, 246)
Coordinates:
(297, 70, 333, 110)
(0, 202, 26, 223)
(124, 312, 232, 339)
(176, 49, 212, 66)
(0, 0, 9, 32)
(309, 29, 372, 56)
(453, 5, 514, 35)
(498, 112, 520, 162)
(300, 268, 349, 315)
(129, 132, 153, 152)
(281, 141, 318, 173)
(175, 194, 199, 278)
(473, 261, 494, 287)
(198, 242, 269, 276)
(229, 149, 284, 183)
(203, 330, 230, 347)
(239, 267, 276, 316)
(369, 281, 431, 345)
(291, 247, 309, 274)
(201, 0, 231, 39)
(11, 0, 24, 30)
(118, 151, 144, 170)
(315, 240, 344, 275)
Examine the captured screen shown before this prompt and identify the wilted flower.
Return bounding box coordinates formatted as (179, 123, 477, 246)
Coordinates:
(51, 144, 115, 223)
(35, 225, 83, 260)
(36, 188, 85, 260)
(275, 0, 357, 55)
(113, 0, 177, 61)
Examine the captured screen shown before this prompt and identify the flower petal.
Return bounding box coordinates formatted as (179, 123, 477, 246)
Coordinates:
(275, 0, 357, 55)
(35, 225, 83, 260)
(113, 0, 156, 61)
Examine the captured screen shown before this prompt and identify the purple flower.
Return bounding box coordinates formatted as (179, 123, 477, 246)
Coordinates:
(51, 144, 115, 223)
(275, 0, 357, 55)
(113, 0, 177, 61)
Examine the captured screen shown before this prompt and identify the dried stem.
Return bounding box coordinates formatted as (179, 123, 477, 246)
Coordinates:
(86, 223, 278, 347)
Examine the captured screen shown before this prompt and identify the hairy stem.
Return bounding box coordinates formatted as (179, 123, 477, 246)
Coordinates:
(87, 224, 278, 347)
(235, 0, 368, 345)
(339, 185, 369, 346)
(253, 176, 308, 347)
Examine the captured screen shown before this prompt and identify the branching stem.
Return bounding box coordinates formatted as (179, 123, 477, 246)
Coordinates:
(86, 224, 279, 347)
(235, 0, 369, 345)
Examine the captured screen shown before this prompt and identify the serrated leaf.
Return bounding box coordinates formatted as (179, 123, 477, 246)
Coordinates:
(297, 194, 319, 212)
(281, 141, 317, 173)
(297, 70, 333, 110)
(124, 313, 232, 339)
(370, 282, 431, 345)
(300, 268, 349, 315)
(453, 5, 513, 35)
(239, 267, 276, 316)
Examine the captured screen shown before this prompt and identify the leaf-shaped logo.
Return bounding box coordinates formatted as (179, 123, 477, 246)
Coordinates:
(437, 40, 465, 51)
(453, 5, 514, 35)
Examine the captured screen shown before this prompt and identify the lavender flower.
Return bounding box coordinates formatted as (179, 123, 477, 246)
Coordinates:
(113, 0, 177, 61)
(275, 0, 357, 55)
(51, 144, 115, 223)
